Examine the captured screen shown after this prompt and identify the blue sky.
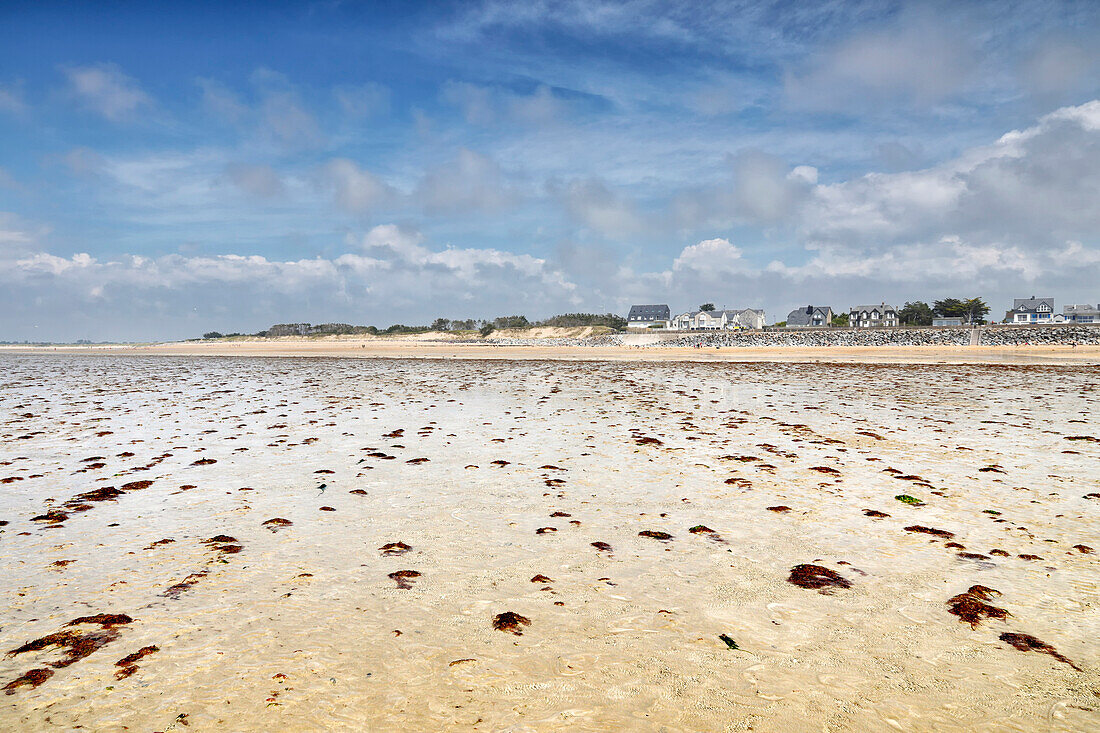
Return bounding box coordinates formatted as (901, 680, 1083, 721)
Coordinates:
(2, 0, 1099, 340)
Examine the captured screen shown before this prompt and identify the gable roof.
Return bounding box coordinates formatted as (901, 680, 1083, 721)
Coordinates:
(786, 305, 831, 325)
(850, 304, 897, 313)
(1013, 297, 1054, 311)
(627, 304, 670, 320)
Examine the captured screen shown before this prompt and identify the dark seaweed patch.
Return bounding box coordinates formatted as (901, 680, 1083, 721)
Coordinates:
(379, 542, 411, 556)
(787, 564, 852, 592)
(492, 611, 531, 635)
(3, 668, 53, 694)
(947, 586, 1007, 628)
(904, 525, 955, 539)
(638, 530, 673, 540)
(388, 570, 421, 589)
(999, 632, 1080, 671)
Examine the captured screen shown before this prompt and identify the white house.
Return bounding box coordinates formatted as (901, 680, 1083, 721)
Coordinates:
(1062, 304, 1099, 324)
(1009, 296, 1055, 324)
(670, 308, 766, 330)
(849, 304, 899, 328)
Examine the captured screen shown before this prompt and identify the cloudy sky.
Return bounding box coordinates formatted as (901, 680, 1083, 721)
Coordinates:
(2, 0, 1099, 341)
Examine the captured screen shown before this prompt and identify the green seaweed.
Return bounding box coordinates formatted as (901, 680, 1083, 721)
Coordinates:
(894, 494, 924, 506)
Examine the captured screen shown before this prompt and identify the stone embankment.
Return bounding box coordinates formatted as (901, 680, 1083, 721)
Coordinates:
(428, 325, 1100, 348)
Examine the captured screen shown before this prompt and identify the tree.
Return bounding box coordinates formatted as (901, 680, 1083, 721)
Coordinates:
(934, 297, 990, 324)
(898, 301, 934, 326)
(479, 323, 495, 337)
(538, 313, 627, 329)
(933, 298, 967, 318)
(203, 331, 223, 339)
(492, 315, 530, 330)
(430, 318, 451, 332)
(831, 313, 849, 327)
(699, 303, 716, 312)
(963, 297, 990, 324)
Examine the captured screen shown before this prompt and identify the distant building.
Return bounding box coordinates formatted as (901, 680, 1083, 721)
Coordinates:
(626, 304, 671, 328)
(1063, 304, 1100, 324)
(1008, 296, 1055, 324)
(932, 317, 964, 327)
(849, 304, 899, 328)
(670, 308, 766, 330)
(786, 305, 833, 328)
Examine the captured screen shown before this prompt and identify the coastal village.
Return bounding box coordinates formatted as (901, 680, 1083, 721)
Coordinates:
(626, 297, 1100, 330)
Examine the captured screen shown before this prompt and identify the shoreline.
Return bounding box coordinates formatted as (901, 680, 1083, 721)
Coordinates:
(3, 340, 1100, 365)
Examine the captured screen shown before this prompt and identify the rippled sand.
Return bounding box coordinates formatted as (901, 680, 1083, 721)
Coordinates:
(1, 355, 1097, 731)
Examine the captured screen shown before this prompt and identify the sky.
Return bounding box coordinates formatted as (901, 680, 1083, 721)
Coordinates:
(1, 0, 1099, 341)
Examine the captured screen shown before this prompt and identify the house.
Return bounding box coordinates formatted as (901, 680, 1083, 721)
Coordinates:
(849, 304, 899, 328)
(932, 317, 964, 327)
(1063, 304, 1100, 324)
(626, 304, 671, 328)
(786, 305, 833, 328)
(670, 308, 766, 330)
(1008, 296, 1055, 324)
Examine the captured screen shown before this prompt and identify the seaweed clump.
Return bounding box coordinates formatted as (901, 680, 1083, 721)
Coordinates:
(999, 632, 1080, 671)
(492, 611, 531, 635)
(388, 570, 421, 589)
(114, 645, 159, 680)
(638, 530, 673, 541)
(3, 668, 53, 694)
(946, 585, 1008, 628)
(904, 525, 955, 539)
(787, 564, 852, 592)
(379, 542, 411, 556)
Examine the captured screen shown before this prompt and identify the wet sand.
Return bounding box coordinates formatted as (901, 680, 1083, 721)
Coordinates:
(0, 354, 1097, 731)
(4, 339, 1100, 365)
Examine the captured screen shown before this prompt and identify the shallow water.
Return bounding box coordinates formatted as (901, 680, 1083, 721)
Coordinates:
(0, 355, 1097, 731)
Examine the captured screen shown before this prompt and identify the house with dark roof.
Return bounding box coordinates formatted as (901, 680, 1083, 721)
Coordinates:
(626, 304, 670, 328)
(785, 305, 832, 328)
(849, 304, 899, 328)
(1008, 296, 1055, 324)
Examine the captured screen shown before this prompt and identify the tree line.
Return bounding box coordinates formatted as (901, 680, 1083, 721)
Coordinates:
(897, 298, 991, 326)
(201, 313, 627, 340)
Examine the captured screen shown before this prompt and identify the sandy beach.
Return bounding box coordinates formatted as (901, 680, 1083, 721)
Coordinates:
(4, 337, 1100, 365)
(0, 352, 1097, 731)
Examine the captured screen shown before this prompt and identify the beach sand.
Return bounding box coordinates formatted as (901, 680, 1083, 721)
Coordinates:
(4, 337, 1100, 365)
(0, 353, 1097, 731)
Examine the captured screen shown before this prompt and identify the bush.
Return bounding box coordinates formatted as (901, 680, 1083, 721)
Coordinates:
(203, 331, 223, 339)
(479, 323, 496, 337)
(538, 312, 627, 329)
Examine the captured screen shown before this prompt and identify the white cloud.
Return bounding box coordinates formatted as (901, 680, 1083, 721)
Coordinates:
(551, 177, 644, 238)
(784, 13, 978, 111)
(62, 63, 151, 121)
(322, 159, 394, 213)
(441, 81, 495, 125)
(416, 148, 517, 214)
(672, 237, 744, 273)
(224, 163, 285, 198)
(197, 78, 248, 123)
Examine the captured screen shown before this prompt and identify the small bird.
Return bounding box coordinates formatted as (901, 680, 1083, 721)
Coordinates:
(317, 483, 327, 496)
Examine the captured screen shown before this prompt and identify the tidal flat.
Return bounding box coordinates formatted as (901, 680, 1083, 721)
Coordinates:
(0, 355, 1097, 731)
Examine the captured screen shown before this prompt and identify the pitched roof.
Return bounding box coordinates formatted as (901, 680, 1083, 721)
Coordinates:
(786, 305, 831, 325)
(850, 304, 897, 313)
(627, 304, 670, 319)
(1013, 297, 1054, 311)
